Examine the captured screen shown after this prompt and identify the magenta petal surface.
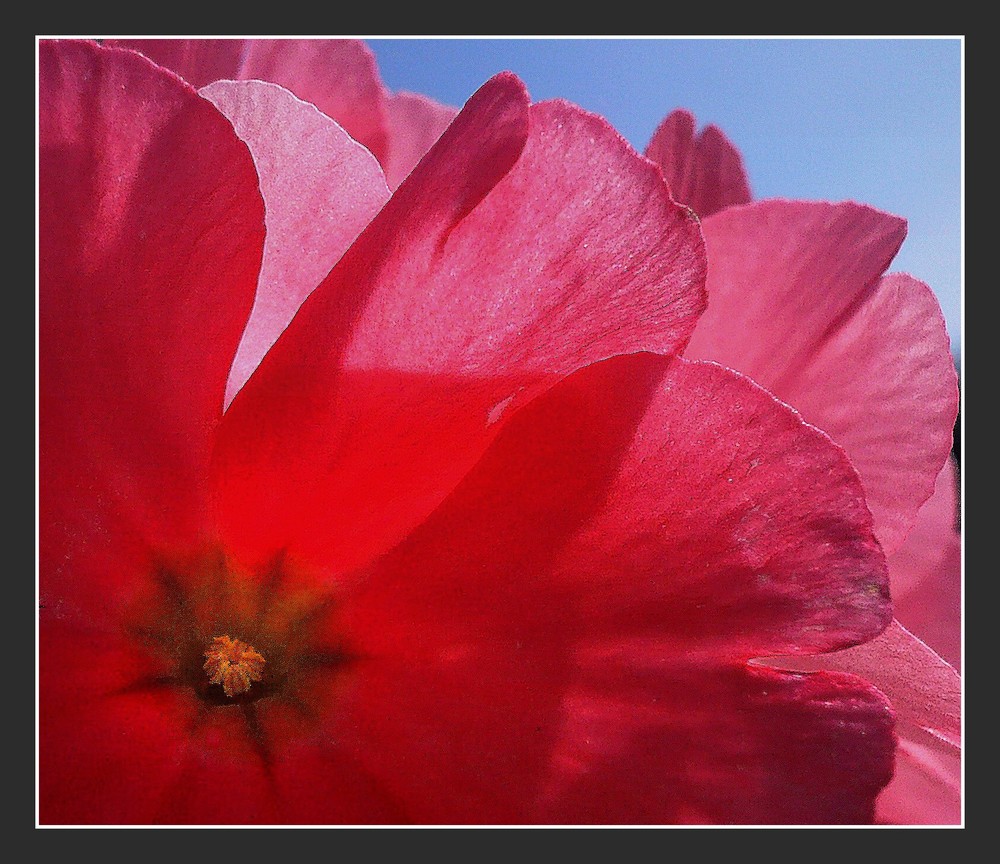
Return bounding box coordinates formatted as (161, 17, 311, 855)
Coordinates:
(213, 74, 706, 576)
(384, 90, 459, 190)
(687, 201, 958, 553)
(645, 108, 752, 217)
(761, 619, 962, 825)
(200, 79, 391, 404)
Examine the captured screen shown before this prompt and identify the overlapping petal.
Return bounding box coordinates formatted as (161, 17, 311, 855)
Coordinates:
(685, 201, 958, 554)
(760, 620, 961, 825)
(384, 91, 459, 191)
(537, 667, 894, 824)
(199, 79, 391, 405)
(337, 353, 892, 822)
(876, 735, 961, 825)
(212, 73, 707, 577)
(106, 38, 393, 165)
(39, 40, 265, 622)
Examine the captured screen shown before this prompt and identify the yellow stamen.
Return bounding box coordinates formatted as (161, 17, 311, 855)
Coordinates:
(203, 635, 266, 698)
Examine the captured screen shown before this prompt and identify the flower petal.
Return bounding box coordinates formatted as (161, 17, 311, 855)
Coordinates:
(383, 90, 459, 190)
(888, 460, 961, 667)
(757, 618, 961, 823)
(358, 354, 890, 659)
(536, 667, 894, 824)
(39, 41, 264, 620)
(687, 201, 958, 553)
(213, 74, 706, 576)
(39, 621, 195, 823)
(876, 735, 961, 825)
(762, 619, 960, 751)
(103, 38, 245, 88)
(199, 79, 391, 405)
(337, 353, 890, 821)
(645, 108, 752, 217)
(107, 38, 392, 164)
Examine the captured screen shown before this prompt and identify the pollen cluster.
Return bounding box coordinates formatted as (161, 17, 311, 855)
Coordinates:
(203, 635, 266, 698)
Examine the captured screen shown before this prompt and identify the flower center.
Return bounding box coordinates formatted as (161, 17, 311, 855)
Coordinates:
(203, 635, 266, 698)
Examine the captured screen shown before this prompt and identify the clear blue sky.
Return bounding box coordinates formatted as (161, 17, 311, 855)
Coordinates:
(366, 37, 962, 359)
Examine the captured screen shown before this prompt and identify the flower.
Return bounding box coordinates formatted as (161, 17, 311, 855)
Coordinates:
(121, 40, 962, 822)
(644, 110, 961, 824)
(41, 40, 903, 825)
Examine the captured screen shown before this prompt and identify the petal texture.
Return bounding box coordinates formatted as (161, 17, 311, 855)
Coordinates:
(888, 460, 961, 667)
(687, 201, 958, 553)
(876, 735, 961, 825)
(538, 667, 894, 824)
(383, 90, 459, 191)
(39, 621, 196, 823)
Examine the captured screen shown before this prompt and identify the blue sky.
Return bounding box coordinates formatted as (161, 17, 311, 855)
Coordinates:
(366, 37, 962, 358)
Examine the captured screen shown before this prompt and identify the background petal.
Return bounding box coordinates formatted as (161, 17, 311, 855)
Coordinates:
(876, 735, 961, 825)
(687, 201, 958, 553)
(761, 620, 960, 750)
(645, 108, 752, 217)
(888, 460, 961, 668)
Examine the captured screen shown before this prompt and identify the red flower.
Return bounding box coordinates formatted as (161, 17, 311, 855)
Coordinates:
(645, 110, 961, 824)
(41, 40, 903, 825)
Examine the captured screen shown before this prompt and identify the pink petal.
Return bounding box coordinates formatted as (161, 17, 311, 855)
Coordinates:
(108, 38, 392, 164)
(199, 79, 391, 405)
(39, 41, 264, 623)
(383, 90, 459, 191)
(888, 460, 961, 668)
(759, 620, 960, 751)
(645, 108, 752, 217)
(213, 74, 706, 576)
(687, 201, 958, 554)
(876, 735, 961, 825)
(337, 354, 891, 822)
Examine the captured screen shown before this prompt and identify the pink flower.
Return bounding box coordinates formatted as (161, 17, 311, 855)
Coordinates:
(645, 110, 961, 824)
(41, 40, 931, 825)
